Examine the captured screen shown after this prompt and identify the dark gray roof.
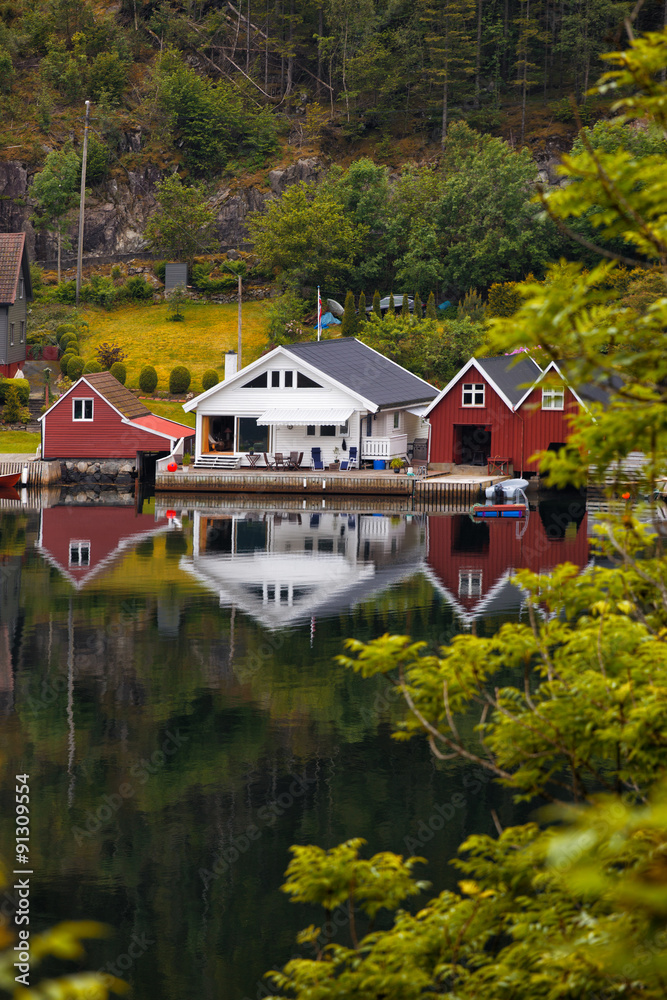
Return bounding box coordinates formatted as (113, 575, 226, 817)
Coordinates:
(284, 338, 438, 408)
(476, 355, 542, 406)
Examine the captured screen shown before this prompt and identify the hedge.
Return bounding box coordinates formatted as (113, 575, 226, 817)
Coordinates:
(0, 377, 29, 405)
(66, 356, 85, 380)
(82, 361, 103, 375)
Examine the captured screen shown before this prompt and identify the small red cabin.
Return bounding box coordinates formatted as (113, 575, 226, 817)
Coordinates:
(425, 356, 589, 475)
(40, 371, 194, 463)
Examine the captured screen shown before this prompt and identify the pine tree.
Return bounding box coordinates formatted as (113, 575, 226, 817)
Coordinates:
(414, 291, 423, 320)
(401, 293, 410, 318)
(358, 290, 367, 323)
(388, 292, 395, 316)
(425, 291, 437, 320)
(421, 0, 476, 148)
(372, 289, 381, 318)
(341, 290, 358, 336)
(457, 287, 485, 322)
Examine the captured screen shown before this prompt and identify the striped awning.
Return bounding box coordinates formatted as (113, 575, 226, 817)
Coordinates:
(256, 407, 354, 426)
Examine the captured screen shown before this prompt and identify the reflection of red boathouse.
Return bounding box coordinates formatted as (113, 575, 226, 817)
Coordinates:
(37, 505, 169, 588)
(425, 502, 589, 625)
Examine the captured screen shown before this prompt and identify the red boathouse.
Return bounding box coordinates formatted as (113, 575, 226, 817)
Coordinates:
(425, 356, 592, 475)
(40, 371, 194, 464)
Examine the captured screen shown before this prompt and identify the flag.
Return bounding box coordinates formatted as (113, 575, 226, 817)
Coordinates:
(317, 287, 322, 341)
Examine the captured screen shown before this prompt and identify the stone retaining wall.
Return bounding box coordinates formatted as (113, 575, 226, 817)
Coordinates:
(60, 460, 136, 488)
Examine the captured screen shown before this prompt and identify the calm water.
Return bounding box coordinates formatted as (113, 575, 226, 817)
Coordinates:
(0, 490, 589, 1000)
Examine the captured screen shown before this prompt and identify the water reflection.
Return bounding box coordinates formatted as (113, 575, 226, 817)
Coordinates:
(182, 509, 425, 628)
(0, 493, 592, 1000)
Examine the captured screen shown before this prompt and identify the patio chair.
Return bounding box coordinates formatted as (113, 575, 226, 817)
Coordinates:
(274, 452, 287, 469)
(262, 452, 274, 469)
(339, 459, 349, 471)
(347, 446, 358, 469)
(311, 448, 324, 470)
(288, 450, 302, 469)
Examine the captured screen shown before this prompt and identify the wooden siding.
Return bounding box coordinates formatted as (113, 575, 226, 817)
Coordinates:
(429, 372, 581, 473)
(42, 386, 175, 460)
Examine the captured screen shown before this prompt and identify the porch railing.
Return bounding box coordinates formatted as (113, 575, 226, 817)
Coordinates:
(361, 434, 408, 460)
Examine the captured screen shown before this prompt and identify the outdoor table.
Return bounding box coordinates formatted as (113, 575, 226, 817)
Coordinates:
(246, 453, 261, 468)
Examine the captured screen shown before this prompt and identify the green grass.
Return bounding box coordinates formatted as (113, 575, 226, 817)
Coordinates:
(78, 300, 272, 393)
(0, 431, 40, 452)
(143, 399, 196, 428)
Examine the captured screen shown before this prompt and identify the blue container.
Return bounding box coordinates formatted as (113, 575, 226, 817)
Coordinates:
(373, 460, 386, 470)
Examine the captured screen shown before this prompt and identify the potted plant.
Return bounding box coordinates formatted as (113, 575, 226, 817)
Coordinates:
(390, 457, 403, 474)
(183, 452, 192, 470)
(330, 446, 341, 470)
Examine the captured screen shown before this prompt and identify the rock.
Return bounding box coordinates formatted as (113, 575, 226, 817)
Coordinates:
(77, 461, 88, 474)
(100, 461, 120, 475)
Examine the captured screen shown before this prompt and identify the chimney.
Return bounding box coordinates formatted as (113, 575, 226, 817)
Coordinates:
(225, 351, 238, 381)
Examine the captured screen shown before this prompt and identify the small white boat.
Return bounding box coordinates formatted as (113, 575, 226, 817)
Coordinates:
(485, 478, 529, 500)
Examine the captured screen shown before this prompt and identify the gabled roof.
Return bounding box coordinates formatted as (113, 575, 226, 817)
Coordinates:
(425, 354, 542, 416)
(83, 372, 152, 419)
(0, 233, 32, 305)
(284, 338, 438, 408)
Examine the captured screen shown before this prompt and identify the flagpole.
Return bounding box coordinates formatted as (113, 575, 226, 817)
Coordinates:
(317, 286, 322, 341)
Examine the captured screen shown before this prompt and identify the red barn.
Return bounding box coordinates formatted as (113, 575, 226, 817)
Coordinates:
(425, 356, 593, 475)
(425, 503, 589, 627)
(36, 505, 170, 588)
(40, 371, 194, 463)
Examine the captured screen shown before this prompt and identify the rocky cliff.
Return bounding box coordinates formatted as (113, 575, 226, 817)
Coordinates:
(0, 148, 324, 265)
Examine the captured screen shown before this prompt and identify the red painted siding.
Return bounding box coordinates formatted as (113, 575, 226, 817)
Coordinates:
(43, 387, 173, 460)
(429, 372, 520, 465)
(429, 374, 582, 473)
(427, 510, 589, 614)
(39, 506, 167, 586)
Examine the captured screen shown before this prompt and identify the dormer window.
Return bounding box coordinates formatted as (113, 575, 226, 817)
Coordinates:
(542, 388, 564, 410)
(462, 383, 485, 407)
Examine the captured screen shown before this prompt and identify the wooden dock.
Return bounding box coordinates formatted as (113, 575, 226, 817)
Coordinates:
(0, 459, 61, 485)
(154, 468, 495, 510)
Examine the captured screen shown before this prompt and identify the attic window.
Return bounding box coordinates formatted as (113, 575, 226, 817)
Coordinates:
(462, 383, 485, 407)
(69, 541, 90, 567)
(73, 398, 93, 421)
(297, 372, 322, 388)
(542, 388, 564, 410)
(243, 372, 268, 388)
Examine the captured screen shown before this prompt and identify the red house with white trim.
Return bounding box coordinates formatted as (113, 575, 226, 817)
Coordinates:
(40, 371, 194, 464)
(425, 356, 595, 476)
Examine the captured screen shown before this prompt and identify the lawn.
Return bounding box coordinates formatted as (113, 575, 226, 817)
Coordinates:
(0, 431, 41, 453)
(79, 300, 273, 393)
(142, 399, 196, 427)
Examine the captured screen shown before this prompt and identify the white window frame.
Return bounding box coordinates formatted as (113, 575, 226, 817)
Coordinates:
(459, 569, 482, 597)
(542, 387, 565, 410)
(462, 383, 485, 407)
(69, 540, 91, 567)
(73, 398, 94, 421)
(270, 370, 281, 388)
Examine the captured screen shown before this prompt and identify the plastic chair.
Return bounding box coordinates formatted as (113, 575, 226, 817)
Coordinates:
(311, 448, 324, 470)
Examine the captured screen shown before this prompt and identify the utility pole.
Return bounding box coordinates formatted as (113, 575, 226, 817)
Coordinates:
(237, 271, 242, 369)
(76, 100, 91, 308)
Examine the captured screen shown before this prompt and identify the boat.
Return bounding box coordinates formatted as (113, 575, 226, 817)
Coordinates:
(0, 472, 21, 488)
(485, 478, 529, 500)
(471, 502, 527, 519)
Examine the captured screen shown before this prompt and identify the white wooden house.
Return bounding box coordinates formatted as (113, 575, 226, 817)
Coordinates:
(183, 338, 437, 468)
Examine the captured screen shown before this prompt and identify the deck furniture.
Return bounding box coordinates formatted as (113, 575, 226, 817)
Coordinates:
(262, 452, 275, 469)
(274, 453, 287, 469)
(311, 448, 324, 470)
(287, 451, 303, 469)
(347, 446, 358, 469)
(246, 453, 261, 468)
(339, 459, 349, 471)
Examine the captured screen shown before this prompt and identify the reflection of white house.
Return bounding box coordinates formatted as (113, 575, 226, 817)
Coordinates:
(183, 338, 437, 468)
(179, 510, 425, 628)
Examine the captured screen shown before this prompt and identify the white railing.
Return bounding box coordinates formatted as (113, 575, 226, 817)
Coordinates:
(361, 434, 408, 460)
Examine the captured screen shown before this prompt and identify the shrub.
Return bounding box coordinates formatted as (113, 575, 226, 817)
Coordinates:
(82, 361, 103, 374)
(487, 281, 522, 318)
(60, 352, 74, 374)
(457, 288, 486, 322)
(201, 369, 219, 391)
(169, 366, 191, 394)
(123, 275, 154, 301)
(56, 324, 76, 343)
(166, 285, 186, 321)
(59, 331, 78, 350)
(66, 356, 85, 380)
(0, 377, 30, 406)
(88, 51, 128, 104)
(425, 291, 437, 320)
(54, 281, 77, 304)
(139, 365, 158, 393)
(110, 362, 127, 384)
(357, 291, 367, 323)
(81, 275, 117, 309)
(2, 385, 28, 424)
(153, 261, 167, 284)
(95, 341, 127, 368)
